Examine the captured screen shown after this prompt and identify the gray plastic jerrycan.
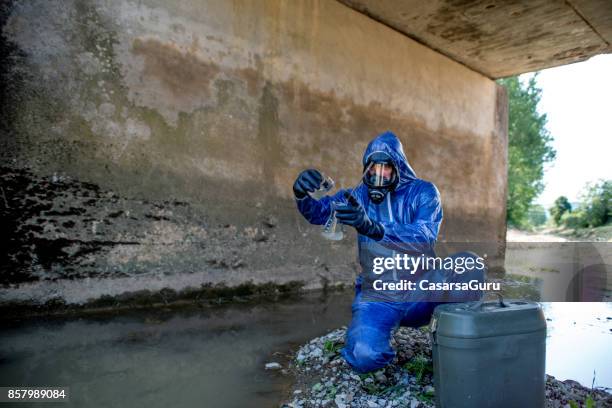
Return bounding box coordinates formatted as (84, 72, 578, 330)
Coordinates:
(430, 296, 546, 408)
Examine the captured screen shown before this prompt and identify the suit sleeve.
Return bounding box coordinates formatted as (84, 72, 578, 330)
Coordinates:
(296, 188, 349, 225)
(378, 182, 443, 252)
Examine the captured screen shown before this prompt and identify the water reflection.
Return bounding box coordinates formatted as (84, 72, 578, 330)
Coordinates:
(542, 302, 612, 390)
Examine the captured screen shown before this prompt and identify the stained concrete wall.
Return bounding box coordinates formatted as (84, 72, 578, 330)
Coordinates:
(0, 0, 507, 308)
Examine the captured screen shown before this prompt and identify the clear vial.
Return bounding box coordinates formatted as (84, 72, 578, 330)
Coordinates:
(308, 175, 334, 200)
(321, 202, 344, 241)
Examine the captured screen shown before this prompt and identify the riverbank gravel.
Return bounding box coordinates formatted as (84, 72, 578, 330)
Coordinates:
(280, 327, 612, 408)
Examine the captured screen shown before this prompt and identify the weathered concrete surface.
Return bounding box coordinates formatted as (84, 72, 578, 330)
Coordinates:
(338, 0, 612, 78)
(0, 0, 507, 307)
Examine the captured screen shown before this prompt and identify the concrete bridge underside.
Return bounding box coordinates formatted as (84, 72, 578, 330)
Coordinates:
(340, 0, 612, 78)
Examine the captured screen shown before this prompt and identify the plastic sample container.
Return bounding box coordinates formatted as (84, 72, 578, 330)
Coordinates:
(430, 297, 547, 408)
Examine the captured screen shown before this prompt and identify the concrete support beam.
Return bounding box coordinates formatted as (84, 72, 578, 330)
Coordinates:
(338, 0, 612, 78)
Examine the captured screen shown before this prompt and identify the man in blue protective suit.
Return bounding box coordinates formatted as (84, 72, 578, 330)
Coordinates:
(293, 131, 484, 373)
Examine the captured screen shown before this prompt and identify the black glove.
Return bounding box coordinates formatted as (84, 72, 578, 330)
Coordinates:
(293, 169, 323, 199)
(335, 192, 384, 240)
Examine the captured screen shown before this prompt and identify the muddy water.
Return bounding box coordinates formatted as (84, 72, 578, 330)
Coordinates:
(0, 293, 353, 408)
(0, 294, 610, 408)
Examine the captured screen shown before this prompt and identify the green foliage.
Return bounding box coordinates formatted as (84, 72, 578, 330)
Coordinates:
(498, 75, 556, 227)
(416, 390, 435, 404)
(358, 373, 383, 395)
(569, 396, 596, 408)
(527, 203, 548, 226)
(403, 354, 433, 384)
(550, 196, 572, 226)
(561, 211, 588, 229)
(325, 385, 338, 399)
(357, 371, 405, 397)
(579, 180, 611, 227)
(586, 395, 595, 408)
(558, 180, 611, 229)
(362, 382, 380, 395)
(323, 340, 342, 355)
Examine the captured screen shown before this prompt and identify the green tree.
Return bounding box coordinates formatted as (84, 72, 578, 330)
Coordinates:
(550, 196, 572, 226)
(498, 75, 556, 227)
(578, 180, 611, 227)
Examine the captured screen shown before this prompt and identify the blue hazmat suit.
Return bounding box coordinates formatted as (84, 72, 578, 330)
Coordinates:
(295, 131, 484, 373)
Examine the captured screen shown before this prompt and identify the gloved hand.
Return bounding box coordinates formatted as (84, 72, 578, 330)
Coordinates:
(335, 192, 384, 240)
(293, 169, 323, 199)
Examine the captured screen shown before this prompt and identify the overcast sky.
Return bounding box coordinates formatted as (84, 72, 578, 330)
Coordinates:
(519, 54, 612, 208)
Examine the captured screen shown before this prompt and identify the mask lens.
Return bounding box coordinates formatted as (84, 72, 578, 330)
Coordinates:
(365, 162, 395, 187)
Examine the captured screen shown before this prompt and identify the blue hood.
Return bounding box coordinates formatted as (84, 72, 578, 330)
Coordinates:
(362, 131, 416, 189)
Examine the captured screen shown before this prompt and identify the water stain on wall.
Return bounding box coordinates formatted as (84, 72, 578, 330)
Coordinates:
(132, 38, 220, 99)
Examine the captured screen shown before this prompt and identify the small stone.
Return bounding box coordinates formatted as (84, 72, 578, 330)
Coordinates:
(424, 385, 435, 394)
(262, 215, 278, 228)
(335, 400, 346, 408)
(265, 362, 281, 370)
(254, 232, 268, 242)
(294, 390, 302, 395)
(367, 400, 379, 408)
(374, 371, 387, 383)
(311, 348, 323, 358)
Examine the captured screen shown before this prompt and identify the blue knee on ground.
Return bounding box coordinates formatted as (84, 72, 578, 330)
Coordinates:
(341, 340, 393, 373)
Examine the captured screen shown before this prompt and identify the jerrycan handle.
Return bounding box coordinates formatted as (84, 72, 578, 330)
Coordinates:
(469, 292, 507, 310)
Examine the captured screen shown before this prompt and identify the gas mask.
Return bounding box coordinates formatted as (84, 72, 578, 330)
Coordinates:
(363, 152, 398, 204)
